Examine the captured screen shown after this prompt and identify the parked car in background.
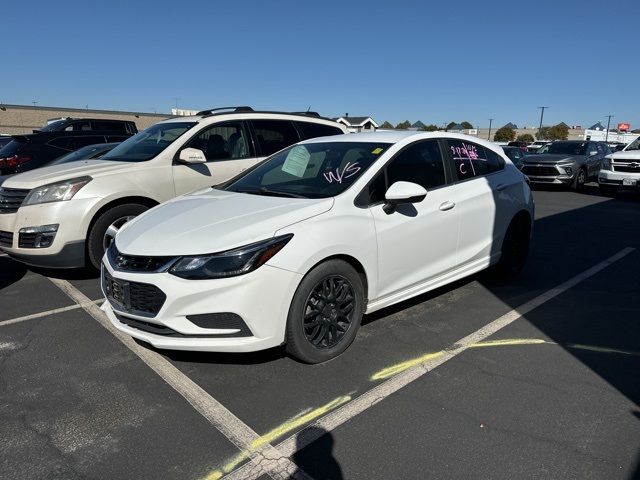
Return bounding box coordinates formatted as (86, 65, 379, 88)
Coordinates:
(44, 142, 119, 167)
(0, 119, 137, 175)
(501, 146, 526, 169)
(101, 131, 534, 362)
(507, 141, 528, 152)
(521, 140, 608, 190)
(526, 140, 551, 153)
(599, 136, 640, 195)
(0, 108, 347, 269)
(0, 135, 12, 148)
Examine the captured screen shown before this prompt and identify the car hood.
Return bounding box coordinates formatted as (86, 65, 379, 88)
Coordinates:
(1, 160, 134, 189)
(115, 189, 334, 256)
(609, 150, 640, 160)
(523, 154, 582, 164)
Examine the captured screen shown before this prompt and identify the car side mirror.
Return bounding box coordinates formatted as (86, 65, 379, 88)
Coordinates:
(178, 147, 206, 164)
(383, 181, 427, 214)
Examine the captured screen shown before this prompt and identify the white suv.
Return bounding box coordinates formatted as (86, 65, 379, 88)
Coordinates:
(0, 108, 347, 269)
(599, 135, 640, 195)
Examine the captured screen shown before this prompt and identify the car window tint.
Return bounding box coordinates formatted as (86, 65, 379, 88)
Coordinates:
(482, 146, 505, 173)
(252, 120, 300, 156)
(64, 121, 91, 132)
(187, 122, 250, 162)
(387, 140, 446, 190)
(48, 137, 74, 150)
(449, 139, 503, 180)
(295, 121, 343, 140)
(94, 121, 127, 133)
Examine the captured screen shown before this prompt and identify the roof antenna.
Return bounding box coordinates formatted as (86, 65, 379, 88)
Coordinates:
(306, 106, 311, 112)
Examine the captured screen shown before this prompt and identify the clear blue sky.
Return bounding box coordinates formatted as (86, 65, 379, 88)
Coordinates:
(2, 0, 638, 129)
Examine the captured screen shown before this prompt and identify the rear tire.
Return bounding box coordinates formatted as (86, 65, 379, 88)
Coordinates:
(285, 260, 364, 363)
(87, 203, 149, 270)
(495, 214, 531, 277)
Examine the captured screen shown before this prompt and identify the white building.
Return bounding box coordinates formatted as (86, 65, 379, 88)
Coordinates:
(334, 116, 378, 133)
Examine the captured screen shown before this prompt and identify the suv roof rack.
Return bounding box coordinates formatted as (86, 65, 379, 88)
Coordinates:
(196, 106, 254, 116)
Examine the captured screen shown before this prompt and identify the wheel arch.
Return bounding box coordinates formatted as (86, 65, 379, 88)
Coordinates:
(307, 254, 370, 305)
(86, 196, 160, 240)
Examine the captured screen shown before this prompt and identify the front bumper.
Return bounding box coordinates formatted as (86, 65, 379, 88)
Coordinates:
(101, 258, 303, 353)
(0, 199, 95, 268)
(521, 164, 575, 185)
(598, 170, 640, 189)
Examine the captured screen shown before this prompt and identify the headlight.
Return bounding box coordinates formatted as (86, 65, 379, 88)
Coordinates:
(602, 157, 612, 170)
(23, 176, 92, 206)
(558, 164, 573, 176)
(169, 234, 293, 280)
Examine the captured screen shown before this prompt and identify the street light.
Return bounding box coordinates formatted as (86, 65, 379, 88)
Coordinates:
(537, 106, 548, 139)
(487, 118, 493, 140)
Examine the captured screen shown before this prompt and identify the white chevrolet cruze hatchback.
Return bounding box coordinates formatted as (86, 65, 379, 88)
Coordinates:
(102, 131, 534, 363)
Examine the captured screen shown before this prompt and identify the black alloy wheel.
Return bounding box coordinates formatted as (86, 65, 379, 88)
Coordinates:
(303, 275, 355, 349)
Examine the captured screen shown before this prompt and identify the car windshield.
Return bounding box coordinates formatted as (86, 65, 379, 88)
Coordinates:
(541, 142, 587, 155)
(625, 137, 640, 151)
(0, 140, 24, 157)
(46, 144, 115, 166)
(101, 122, 196, 162)
(225, 142, 391, 199)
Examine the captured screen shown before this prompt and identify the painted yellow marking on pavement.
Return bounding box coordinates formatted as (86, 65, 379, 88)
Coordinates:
(566, 343, 640, 357)
(371, 351, 443, 381)
(204, 395, 352, 480)
(470, 338, 549, 348)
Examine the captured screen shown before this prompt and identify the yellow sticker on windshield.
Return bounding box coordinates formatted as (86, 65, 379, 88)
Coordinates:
(372, 148, 383, 154)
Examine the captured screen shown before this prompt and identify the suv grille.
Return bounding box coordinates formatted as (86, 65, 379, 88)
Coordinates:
(107, 242, 176, 272)
(0, 230, 12, 248)
(522, 165, 559, 176)
(102, 268, 166, 317)
(613, 163, 640, 173)
(0, 187, 29, 214)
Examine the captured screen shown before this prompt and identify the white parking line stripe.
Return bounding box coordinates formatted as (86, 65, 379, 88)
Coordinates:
(46, 277, 312, 480)
(0, 253, 8, 257)
(228, 246, 635, 479)
(0, 299, 104, 327)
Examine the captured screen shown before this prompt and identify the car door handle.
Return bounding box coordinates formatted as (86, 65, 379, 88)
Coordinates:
(496, 184, 507, 191)
(439, 201, 455, 211)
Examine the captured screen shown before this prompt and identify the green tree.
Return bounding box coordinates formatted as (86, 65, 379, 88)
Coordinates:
(419, 124, 440, 131)
(380, 121, 394, 129)
(446, 121, 457, 130)
(548, 123, 569, 140)
(516, 133, 534, 143)
(493, 127, 516, 142)
(395, 120, 412, 130)
(460, 121, 474, 129)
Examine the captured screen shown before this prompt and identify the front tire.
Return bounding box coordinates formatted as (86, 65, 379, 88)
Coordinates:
(87, 203, 149, 269)
(572, 168, 587, 191)
(285, 260, 364, 363)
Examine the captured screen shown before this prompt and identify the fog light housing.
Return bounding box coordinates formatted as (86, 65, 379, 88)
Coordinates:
(560, 166, 573, 176)
(18, 224, 59, 248)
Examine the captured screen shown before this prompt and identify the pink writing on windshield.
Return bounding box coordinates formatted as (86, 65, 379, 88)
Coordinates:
(323, 162, 361, 183)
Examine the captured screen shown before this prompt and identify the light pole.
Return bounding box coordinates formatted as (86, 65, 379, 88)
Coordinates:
(487, 118, 493, 140)
(604, 115, 613, 143)
(537, 106, 548, 139)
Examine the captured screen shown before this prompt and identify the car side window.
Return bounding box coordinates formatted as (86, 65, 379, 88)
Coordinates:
(295, 121, 343, 140)
(448, 139, 504, 180)
(64, 121, 91, 132)
(186, 122, 250, 162)
(363, 140, 446, 205)
(252, 120, 300, 156)
(93, 121, 127, 133)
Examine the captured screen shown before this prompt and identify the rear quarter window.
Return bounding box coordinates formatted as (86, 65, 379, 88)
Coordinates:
(295, 121, 344, 140)
(448, 139, 504, 180)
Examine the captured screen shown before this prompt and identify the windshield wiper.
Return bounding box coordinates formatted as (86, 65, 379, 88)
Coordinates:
(234, 187, 307, 199)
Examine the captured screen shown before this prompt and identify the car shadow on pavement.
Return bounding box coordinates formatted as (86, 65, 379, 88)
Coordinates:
(291, 426, 343, 480)
(0, 256, 27, 290)
(29, 266, 99, 281)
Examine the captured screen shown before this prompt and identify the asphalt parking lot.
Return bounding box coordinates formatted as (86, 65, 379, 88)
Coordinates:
(1, 184, 639, 480)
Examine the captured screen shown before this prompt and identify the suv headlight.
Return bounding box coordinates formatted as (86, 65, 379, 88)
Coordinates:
(169, 234, 293, 280)
(23, 176, 92, 206)
(602, 157, 612, 170)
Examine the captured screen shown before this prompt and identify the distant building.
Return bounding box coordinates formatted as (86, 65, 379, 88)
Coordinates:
(171, 108, 199, 116)
(334, 116, 378, 133)
(588, 122, 606, 131)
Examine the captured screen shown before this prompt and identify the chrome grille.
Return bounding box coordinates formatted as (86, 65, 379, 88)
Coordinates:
(0, 187, 29, 214)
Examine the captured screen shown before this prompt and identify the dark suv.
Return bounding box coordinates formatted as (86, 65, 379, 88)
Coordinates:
(0, 118, 137, 175)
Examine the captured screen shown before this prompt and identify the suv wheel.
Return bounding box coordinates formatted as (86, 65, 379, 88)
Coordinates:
(572, 168, 587, 191)
(87, 203, 149, 269)
(285, 260, 364, 363)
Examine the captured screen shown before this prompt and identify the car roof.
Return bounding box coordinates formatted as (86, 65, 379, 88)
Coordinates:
(156, 111, 340, 125)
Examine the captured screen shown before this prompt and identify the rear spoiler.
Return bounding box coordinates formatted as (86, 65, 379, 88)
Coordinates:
(10, 135, 31, 143)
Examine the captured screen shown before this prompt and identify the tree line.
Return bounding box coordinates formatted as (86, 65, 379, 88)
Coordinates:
(380, 120, 474, 131)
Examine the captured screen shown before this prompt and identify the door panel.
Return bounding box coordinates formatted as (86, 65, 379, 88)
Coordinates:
(371, 188, 460, 299)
